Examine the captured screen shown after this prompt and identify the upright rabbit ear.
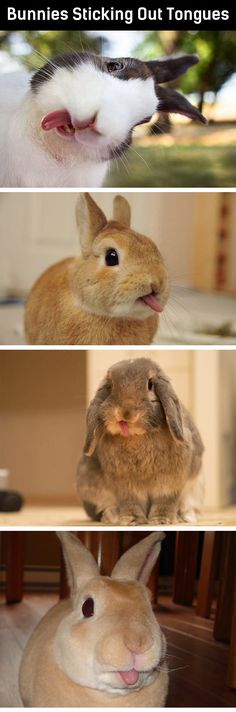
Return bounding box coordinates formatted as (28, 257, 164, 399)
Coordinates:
(146, 53, 199, 84)
(112, 532, 165, 585)
(153, 367, 185, 442)
(57, 532, 99, 598)
(83, 375, 111, 456)
(76, 193, 107, 258)
(146, 54, 207, 124)
(113, 195, 131, 228)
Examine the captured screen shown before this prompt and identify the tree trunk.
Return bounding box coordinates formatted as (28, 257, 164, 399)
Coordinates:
(198, 92, 205, 114)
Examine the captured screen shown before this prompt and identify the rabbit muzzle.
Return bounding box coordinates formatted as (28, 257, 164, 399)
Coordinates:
(103, 402, 145, 437)
(96, 623, 160, 690)
(41, 110, 101, 140)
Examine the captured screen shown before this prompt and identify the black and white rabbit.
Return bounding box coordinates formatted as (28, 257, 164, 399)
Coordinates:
(0, 52, 206, 187)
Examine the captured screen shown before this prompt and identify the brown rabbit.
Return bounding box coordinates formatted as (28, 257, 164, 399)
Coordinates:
(77, 357, 204, 524)
(24, 193, 169, 345)
(19, 532, 168, 707)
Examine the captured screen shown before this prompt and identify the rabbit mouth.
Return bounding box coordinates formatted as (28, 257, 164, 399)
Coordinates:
(41, 110, 101, 139)
(118, 420, 130, 437)
(137, 292, 164, 314)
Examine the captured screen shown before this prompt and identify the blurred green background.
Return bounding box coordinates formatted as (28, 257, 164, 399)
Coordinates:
(1, 30, 236, 187)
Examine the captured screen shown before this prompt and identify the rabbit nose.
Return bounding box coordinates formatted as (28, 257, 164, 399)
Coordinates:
(122, 408, 132, 420)
(124, 628, 152, 654)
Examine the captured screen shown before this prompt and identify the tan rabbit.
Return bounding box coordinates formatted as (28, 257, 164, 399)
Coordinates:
(77, 357, 204, 525)
(24, 193, 169, 345)
(19, 532, 168, 707)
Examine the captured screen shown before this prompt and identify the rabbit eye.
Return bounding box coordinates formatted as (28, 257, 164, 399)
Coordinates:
(105, 249, 119, 266)
(107, 61, 124, 73)
(148, 378, 154, 391)
(82, 597, 94, 618)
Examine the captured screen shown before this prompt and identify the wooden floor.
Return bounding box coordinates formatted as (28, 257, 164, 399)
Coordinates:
(1, 504, 236, 527)
(0, 593, 235, 708)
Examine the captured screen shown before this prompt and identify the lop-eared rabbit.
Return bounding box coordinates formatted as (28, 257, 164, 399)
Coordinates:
(77, 358, 204, 524)
(0, 52, 206, 187)
(19, 532, 168, 707)
(25, 193, 169, 345)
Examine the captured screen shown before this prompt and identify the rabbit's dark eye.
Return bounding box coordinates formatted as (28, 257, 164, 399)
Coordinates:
(107, 61, 124, 73)
(105, 249, 119, 266)
(82, 597, 94, 618)
(148, 378, 154, 391)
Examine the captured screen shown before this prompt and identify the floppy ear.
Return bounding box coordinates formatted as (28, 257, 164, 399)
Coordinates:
(57, 532, 99, 599)
(153, 368, 185, 442)
(76, 193, 107, 258)
(113, 195, 131, 228)
(146, 53, 199, 84)
(112, 532, 165, 585)
(156, 85, 207, 124)
(83, 376, 111, 456)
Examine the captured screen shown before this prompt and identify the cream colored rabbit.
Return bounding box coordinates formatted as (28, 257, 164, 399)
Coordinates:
(19, 532, 168, 707)
(24, 193, 169, 345)
(77, 357, 204, 525)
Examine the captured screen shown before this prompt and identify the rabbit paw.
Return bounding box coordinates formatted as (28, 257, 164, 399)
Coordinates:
(119, 514, 147, 525)
(148, 516, 174, 525)
(101, 507, 120, 524)
(177, 509, 198, 523)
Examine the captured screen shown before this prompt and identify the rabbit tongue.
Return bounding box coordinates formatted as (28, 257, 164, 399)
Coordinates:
(140, 293, 164, 313)
(41, 110, 72, 131)
(118, 420, 130, 437)
(119, 669, 139, 685)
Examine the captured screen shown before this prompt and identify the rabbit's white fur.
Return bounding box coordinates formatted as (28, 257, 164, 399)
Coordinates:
(19, 532, 168, 707)
(0, 63, 157, 187)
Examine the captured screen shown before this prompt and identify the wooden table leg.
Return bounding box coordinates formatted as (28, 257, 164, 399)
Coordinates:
(3, 532, 24, 604)
(227, 572, 236, 689)
(214, 532, 235, 643)
(196, 531, 221, 618)
(173, 532, 199, 605)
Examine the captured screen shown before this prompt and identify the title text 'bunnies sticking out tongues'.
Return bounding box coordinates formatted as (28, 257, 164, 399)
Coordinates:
(0, 52, 207, 187)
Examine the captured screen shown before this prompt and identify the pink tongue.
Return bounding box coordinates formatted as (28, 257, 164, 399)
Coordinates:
(119, 669, 139, 685)
(118, 420, 130, 437)
(140, 294, 163, 313)
(41, 110, 72, 131)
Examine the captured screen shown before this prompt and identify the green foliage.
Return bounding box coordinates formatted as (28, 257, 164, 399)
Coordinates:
(0, 30, 105, 70)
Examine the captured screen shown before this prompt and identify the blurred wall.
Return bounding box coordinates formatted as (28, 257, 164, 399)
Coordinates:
(0, 351, 86, 502)
(0, 191, 218, 294)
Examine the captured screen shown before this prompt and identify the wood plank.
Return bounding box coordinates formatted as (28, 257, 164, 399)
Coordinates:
(196, 532, 221, 618)
(173, 532, 199, 605)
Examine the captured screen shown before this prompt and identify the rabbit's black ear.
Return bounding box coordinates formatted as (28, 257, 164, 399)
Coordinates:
(156, 86, 207, 124)
(153, 368, 185, 442)
(146, 54, 207, 124)
(146, 53, 199, 84)
(83, 376, 111, 456)
(76, 193, 107, 258)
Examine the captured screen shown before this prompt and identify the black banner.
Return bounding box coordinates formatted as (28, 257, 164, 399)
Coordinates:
(0, 0, 235, 30)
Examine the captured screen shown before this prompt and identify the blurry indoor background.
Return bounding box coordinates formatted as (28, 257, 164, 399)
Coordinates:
(0, 191, 236, 345)
(0, 349, 235, 524)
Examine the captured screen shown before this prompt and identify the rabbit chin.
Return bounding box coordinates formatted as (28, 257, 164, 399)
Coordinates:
(101, 299, 161, 320)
